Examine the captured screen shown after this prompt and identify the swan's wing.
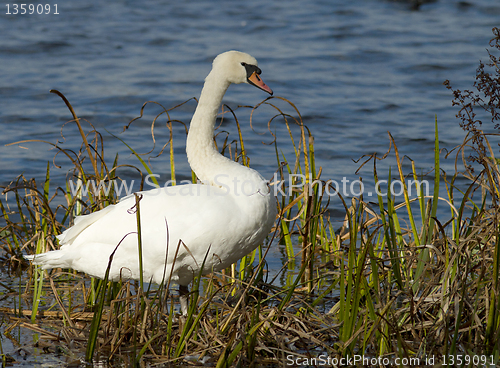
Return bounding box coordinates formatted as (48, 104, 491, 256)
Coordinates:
(57, 205, 116, 245)
(31, 182, 273, 285)
(57, 184, 237, 249)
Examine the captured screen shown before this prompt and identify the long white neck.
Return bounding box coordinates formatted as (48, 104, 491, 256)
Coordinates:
(186, 71, 237, 183)
(186, 63, 270, 202)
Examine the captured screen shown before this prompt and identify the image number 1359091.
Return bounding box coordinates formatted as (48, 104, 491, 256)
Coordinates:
(6, 4, 59, 15)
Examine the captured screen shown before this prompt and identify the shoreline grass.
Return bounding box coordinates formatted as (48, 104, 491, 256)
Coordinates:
(1, 29, 500, 367)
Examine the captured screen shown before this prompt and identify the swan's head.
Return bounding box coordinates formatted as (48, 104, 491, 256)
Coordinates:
(212, 51, 273, 95)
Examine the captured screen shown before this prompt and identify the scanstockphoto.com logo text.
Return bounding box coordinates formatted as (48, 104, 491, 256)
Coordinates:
(67, 173, 430, 199)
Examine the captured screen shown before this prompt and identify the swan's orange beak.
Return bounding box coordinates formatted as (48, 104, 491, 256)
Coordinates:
(248, 71, 273, 95)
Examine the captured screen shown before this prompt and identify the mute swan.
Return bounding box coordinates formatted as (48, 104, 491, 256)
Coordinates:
(26, 51, 277, 315)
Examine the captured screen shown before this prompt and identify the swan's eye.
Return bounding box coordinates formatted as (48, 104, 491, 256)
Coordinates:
(241, 62, 247, 67)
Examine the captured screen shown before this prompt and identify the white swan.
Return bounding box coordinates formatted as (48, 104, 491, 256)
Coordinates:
(26, 51, 277, 314)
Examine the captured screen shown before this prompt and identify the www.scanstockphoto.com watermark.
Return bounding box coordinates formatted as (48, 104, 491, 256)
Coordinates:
(66, 173, 430, 199)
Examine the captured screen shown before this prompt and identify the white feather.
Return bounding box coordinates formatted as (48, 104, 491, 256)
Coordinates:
(27, 51, 277, 295)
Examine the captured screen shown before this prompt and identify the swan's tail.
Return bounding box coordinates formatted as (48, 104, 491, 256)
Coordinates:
(24, 250, 68, 270)
(25, 204, 117, 269)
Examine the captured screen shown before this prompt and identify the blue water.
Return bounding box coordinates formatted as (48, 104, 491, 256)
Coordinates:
(2, 0, 499, 189)
(0, 0, 499, 364)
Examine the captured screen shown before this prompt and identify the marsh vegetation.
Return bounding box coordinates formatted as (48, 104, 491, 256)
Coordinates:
(1, 28, 500, 368)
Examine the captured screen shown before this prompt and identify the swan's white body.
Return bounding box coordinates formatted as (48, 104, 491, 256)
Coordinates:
(26, 51, 276, 312)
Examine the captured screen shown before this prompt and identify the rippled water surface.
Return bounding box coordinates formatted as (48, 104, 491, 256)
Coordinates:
(1, 0, 499, 365)
(2, 0, 499, 184)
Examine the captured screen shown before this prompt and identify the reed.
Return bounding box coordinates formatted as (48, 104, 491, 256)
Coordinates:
(1, 28, 500, 366)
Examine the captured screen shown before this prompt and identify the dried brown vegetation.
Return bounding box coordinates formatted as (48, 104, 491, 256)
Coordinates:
(0, 28, 499, 367)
